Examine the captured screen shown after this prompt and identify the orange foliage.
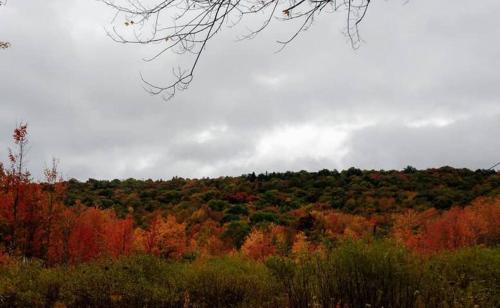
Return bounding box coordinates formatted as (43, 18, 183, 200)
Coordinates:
(241, 229, 275, 260)
(393, 198, 500, 253)
(291, 232, 310, 254)
(315, 211, 375, 240)
(134, 213, 190, 259)
(190, 219, 227, 256)
(270, 224, 292, 255)
(1, 137, 136, 265)
(392, 208, 438, 249)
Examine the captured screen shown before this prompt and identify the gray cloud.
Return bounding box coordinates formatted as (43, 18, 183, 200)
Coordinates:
(0, 0, 499, 180)
(344, 115, 500, 170)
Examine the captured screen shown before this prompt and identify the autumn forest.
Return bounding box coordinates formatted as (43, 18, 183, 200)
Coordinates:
(0, 124, 497, 307)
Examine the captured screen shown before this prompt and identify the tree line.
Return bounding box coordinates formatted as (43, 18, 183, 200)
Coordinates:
(1, 124, 499, 266)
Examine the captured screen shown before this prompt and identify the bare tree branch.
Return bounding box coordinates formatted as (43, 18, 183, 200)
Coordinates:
(0, 0, 11, 50)
(101, 0, 372, 100)
(488, 161, 500, 170)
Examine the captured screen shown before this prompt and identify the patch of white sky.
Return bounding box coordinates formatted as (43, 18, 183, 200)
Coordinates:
(404, 113, 471, 129)
(255, 124, 349, 162)
(182, 110, 475, 178)
(193, 125, 229, 144)
(253, 73, 290, 87)
(247, 119, 375, 168)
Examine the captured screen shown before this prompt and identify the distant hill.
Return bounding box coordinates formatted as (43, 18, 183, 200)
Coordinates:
(65, 167, 500, 226)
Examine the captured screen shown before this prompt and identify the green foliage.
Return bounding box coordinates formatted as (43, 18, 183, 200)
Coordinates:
(208, 199, 230, 211)
(265, 241, 500, 308)
(221, 221, 251, 249)
(423, 247, 500, 306)
(221, 213, 240, 224)
(186, 256, 280, 307)
(250, 211, 279, 225)
(224, 204, 248, 216)
(64, 168, 499, 224)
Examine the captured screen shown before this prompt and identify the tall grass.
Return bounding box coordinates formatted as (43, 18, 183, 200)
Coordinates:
(266, 241, 500, 307)
(0, 241, 498, 307)
(267, 241, 424, 307)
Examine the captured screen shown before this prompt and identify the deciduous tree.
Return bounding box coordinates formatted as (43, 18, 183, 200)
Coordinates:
(135, 212, 190, 259)
(241, 228, 275, 260)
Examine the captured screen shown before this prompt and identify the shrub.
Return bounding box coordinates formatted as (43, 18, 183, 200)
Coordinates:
(0, 244, 499, 307)
(187, 256, 280, 307)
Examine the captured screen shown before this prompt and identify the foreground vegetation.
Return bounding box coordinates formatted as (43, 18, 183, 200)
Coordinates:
(1, 241, 499, 307)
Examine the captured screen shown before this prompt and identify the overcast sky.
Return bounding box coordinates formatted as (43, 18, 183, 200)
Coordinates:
(0, 0, 499, 180)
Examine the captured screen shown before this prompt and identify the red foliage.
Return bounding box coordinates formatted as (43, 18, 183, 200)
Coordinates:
(67, 208, 111, 262)
(44, 207, 78, 264)
(105, 215, 134, 257)
(63, 207, 135, 263)
(12, 124, 28, 144)
(225, 191, 256, 203)
(393, 198, 500, 253)
(0, 247, 9, 265)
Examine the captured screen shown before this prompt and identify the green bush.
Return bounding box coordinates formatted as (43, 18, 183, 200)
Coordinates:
(265, 241, 500, 308)
(187, 256, 280, 307)
(58, 255, 188, 307)
(267, 241, 423, 307)
(423, 247, 500, 307)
